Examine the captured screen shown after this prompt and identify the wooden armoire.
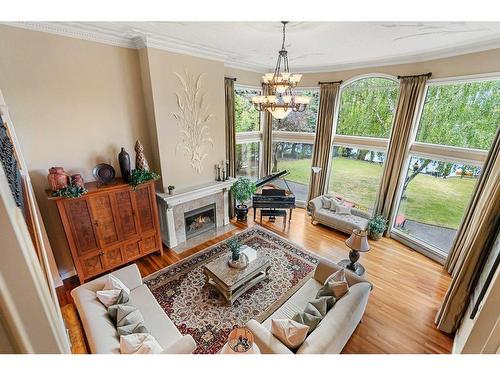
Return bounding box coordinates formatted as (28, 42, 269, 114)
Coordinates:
(49, 179, 162, 283)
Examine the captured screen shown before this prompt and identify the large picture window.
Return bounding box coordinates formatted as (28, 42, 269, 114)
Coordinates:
(235, 87, 261, 132)
(272, 89, 320, 132)
(391, 77, 500, 260)
(327, 76, 398, 211)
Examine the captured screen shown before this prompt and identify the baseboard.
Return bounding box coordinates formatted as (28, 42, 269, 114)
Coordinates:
(60, 269, 77, 281)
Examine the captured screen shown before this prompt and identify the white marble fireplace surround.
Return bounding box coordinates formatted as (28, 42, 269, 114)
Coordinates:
(156, 178, 236, 251)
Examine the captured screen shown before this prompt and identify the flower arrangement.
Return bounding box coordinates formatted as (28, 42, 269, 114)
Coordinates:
(227, 237, 242, 262)
(128, 169, 160, 189)
(52, 185, 88, 199)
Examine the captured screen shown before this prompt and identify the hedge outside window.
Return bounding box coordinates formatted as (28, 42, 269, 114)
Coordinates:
(235, 87, 261, 133)
(416, 80, 500, 150)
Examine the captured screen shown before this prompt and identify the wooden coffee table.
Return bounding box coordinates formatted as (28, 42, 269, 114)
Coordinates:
(203, 250, 271, 306)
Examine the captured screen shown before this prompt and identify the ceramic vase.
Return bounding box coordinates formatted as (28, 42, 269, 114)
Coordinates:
(48, 167, 69, 191)
(70, 174, 85, 188)
(118, 147, 131, 182)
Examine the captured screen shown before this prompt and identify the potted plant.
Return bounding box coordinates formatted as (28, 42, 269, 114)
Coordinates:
(129, 169, 160, 190)
(230, 177, 256, 222)
(368, 215, 388, 240)
(168, 185, 175, 195)
(227, 238, 242, 262)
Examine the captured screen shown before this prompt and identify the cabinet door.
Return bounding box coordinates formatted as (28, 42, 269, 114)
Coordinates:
(63, 199, 99, 256)
(114, 190, 140, 239)
(103, 245, 124, 270)
(124, 240, 141, 261)
(80, 251, 105, 279)
(134, 185, 155, 233)
(88, 193, 120, 248)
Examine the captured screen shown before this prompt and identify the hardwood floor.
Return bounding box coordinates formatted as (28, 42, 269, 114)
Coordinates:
(57, 208, 454, 354)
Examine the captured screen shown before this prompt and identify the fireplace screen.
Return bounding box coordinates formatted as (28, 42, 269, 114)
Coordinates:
(184, 204, 216, 240)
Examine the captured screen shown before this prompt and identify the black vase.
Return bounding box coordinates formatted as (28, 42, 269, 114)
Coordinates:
(118, 147, 131, 182)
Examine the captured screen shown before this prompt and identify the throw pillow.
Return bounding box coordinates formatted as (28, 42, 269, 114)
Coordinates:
(321, 196, 332, 209)
(336, 205, 351, 215)
(328, 198, 343, 212)
(96, 289, 122, 308)
(116, 305, 144, 328)
(324, 268, 350, 299)
(96, 274, 130, 307)
(120, 333, 163, 354)
(117, 322, 149, 336)
(107, 290, 130, 324)
(270, 319, 309, 350)
(292, 312, 322, 333)
(316, 284, 337, 309)
(103, 274, 130, 295)
(305, 296, 335, 317)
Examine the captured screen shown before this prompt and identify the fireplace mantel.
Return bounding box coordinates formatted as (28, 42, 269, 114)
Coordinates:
(156, 178, 236, 249)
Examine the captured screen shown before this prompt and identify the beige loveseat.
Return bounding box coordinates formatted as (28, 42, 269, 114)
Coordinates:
(246, 258, 372, 354)
(309, 194, 371, 235)
(71, 264, 196, 354)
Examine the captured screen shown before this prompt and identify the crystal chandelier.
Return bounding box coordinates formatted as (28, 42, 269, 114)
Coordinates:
(252, 21, 310, 120)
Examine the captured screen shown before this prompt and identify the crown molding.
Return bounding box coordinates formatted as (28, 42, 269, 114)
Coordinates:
(2, 22, 500, 75)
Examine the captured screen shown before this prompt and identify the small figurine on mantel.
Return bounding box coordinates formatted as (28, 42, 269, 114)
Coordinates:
(135, 140, 150, 171)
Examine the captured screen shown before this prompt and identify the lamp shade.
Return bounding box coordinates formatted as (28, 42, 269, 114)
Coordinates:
(345, 229, 370, 252)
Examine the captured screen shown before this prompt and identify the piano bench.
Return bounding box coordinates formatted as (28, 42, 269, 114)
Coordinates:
(259, 209, 287, 230)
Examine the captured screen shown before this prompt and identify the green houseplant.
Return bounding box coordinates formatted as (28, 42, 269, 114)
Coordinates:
(167, 185, 175, 195)
(226, 237, 242, 262)
(368, 215, 388, 240)
(230, 177, 256, 221)
(128, 169, 160, 189)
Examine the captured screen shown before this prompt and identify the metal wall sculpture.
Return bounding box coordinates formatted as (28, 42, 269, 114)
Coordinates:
(172, 71, 214, 174)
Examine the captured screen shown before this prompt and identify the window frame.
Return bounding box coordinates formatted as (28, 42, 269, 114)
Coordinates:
(234, 84, 264, 180)
(389, 72, 500, 263)
(325, 74, 399, 202)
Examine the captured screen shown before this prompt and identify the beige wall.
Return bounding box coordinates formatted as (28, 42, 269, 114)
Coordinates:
(0, 25, 151, 277)
(144, 47, 226, 190)
(226, 48, 500, 87)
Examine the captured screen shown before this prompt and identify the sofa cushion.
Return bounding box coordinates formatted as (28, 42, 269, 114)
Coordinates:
(292, 312, 322, 333)
(271, 319, 309, 350)
(315, 208, 369, 233)
(120, 333, 163, 354)
(117, 322, 150, 336)
(324, 269, 350, 299)
(128, 284, 182, 350)
(116, 305, 145, 327)
(304, 296, 335, 317)
(107, 290, 130, 324)
(263, 278, 323, 331)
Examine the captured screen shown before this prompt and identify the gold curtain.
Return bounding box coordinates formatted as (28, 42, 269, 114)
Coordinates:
(373, 74, 429, 232)
(435, 126, 500, 333)
(307, 82, 341, 203)
(224, 77, 236, 217)
(261, 83, 273, 177)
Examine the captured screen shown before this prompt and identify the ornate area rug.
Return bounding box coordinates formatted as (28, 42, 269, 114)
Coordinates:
(144, 226, 319, 354)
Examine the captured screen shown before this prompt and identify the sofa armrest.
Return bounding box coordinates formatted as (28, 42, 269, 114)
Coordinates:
(246, 320, 292, 354)
(351, 207, 371, 220)
(161, 335, 196, 354)
(308, 196, 323, 216)
(313, 256, 372, 288)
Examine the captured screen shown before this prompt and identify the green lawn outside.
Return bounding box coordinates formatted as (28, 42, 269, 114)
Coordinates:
(277, 157, 477, 229)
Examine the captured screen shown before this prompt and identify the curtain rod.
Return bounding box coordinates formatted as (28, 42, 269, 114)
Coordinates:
(225, 77, 237, 81)
(318, 80, 343, 85)
(397, 72, 432, 79)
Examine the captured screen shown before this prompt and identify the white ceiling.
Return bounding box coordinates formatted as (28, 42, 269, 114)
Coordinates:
(8, 21, 500, 72)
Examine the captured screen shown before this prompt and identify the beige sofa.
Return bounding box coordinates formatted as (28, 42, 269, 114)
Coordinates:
(71, 264, 196, 354)
(309, 194, 371, 234)
(246, 258, 372, 354)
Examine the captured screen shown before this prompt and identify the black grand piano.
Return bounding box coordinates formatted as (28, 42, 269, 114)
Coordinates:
(252, 170, 296, 223)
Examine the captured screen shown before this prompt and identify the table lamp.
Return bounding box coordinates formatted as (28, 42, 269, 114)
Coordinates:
(338, 229, 370, 276)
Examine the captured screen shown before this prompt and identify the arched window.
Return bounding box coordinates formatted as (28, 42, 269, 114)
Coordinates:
(328, 75, 399, 212)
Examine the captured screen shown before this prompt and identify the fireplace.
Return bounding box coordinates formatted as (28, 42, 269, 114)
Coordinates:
(184, 204, 216, 240)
